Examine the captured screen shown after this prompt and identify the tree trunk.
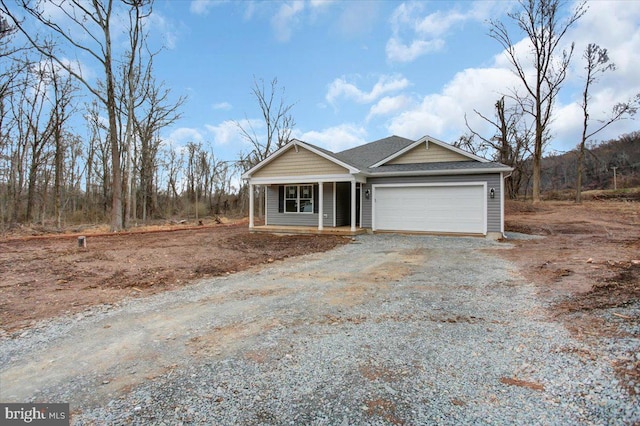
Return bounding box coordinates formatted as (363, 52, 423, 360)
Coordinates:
(25, 162, 38, 222)
(532, 100, 543, 203)
(104, 11, 122, 232)
(124, 140, 132, 228)
(54, 121, 63, 228)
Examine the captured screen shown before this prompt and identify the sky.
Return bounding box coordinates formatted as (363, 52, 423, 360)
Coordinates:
(10, 0, 640, 164)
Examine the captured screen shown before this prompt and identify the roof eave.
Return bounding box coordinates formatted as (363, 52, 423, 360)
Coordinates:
(364, 167, 514, 177)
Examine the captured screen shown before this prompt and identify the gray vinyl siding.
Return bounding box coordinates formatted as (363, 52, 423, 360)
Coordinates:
(362, 182, 373, 228)
(362, 174, 502, 233)
(265, 184, 334, 227)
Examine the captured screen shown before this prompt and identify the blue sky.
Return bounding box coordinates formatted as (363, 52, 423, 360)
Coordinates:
(12, 0, 640, 164)
(155, 0, 517, 157)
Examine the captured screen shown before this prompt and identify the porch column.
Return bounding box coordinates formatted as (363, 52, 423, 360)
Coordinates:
(350, 180, 356, 232)
(249, 183, 255, 229)
(318, 181, 324, 231)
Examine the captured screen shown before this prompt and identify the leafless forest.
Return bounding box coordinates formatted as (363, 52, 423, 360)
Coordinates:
(1, 0, 638, 234)
(0, 1, 255, 234)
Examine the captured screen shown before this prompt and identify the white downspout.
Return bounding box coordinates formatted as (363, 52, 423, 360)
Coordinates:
(350, 180, 356, 232)
(501, 171, 512, 238)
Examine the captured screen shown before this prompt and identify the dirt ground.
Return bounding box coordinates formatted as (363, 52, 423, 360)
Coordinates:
(503, 200, 639, 308)
(0, 220, 348, 334)
(502, 199, 640, 396)
(1, 200, 638, 337)
(1, 202, 638, 337)
(0, 200, 638, 406)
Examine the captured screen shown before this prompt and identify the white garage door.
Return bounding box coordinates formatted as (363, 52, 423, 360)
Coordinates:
(374, 184, 486, 234)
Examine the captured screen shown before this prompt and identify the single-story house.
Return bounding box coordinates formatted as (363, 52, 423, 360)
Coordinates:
(241, 135, 512, 238)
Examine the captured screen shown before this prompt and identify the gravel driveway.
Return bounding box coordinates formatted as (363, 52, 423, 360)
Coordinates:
(1, 234, 637, 425)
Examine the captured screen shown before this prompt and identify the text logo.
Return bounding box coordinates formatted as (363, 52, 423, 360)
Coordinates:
(1, 403, 69, 426)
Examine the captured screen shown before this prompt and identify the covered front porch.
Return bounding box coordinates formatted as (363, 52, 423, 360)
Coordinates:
(248, 178, 367, 234)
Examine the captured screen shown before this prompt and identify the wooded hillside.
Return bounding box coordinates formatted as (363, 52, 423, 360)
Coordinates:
(538, 131, 640, 195)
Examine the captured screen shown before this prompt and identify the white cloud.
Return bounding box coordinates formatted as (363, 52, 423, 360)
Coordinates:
(551, 102, 583, 148)
(146, 11, 181, 50)
(415, 9, 466, 38)
(334, 1, 381, 38)
(206, 119, 262, 146)
(85, 112, 109, 132)
(386, 1, 506, 63)
(271, 1, 305, 42)
(549, 0, 640, 150)
(309, 0, 334, 7)
(367, 95, 414, 121)
(297, 124, 367, 152)
(190, 0, 227, 16)
(48, 56, 93, 82)
(166, 127, 205, 146)
(387, 67, 521, 142)
(243, 0, 338, 42)
(384, 1, 640, 152)
(212, 102, 232, 110)
(385, 38, 444, 63)
(326, 74, 410, 106)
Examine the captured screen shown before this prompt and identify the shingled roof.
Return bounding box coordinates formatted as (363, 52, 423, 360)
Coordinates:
(243, 135, 512, 180)
(335, 135, 415, 169)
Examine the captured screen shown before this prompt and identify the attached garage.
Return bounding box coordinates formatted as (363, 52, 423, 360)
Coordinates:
(372, 183, 487, 235)
(244, 136, 511, 238)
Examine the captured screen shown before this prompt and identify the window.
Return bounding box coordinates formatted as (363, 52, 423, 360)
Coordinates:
(284, 185, 313, 213)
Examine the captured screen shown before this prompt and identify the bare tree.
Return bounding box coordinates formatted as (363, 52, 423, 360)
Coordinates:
(134, 74, 185, 221)
(236, 77, 296, 166)
(85, 99, 110, 219)
(464, 96, 534, 198)
(188, 144, 208, 220)
(5, 56, 76, 225)
(163, 146, 183, 217)
(63, 131, 83, 217)
(1, 0, 149, 230)
(211, 159, 225, 214)
(575, 43, 639, 203)
(0, 14, 21, 138)
(236, 77, 295, 218)
(0, 12, 27, 112)
(17, 59, 54, 222)
(0, 14, 22, 228)
(116, 0, 154, 228)
(489, 0, 586, 202)
(48, 61, 77, 228)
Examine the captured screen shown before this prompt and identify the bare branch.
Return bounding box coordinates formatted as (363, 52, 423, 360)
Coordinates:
(235, 76, 296, 166)
(489, 0, 587, 202)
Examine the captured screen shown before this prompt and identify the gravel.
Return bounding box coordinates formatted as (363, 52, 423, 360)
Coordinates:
(503, 231, 545, 240)
(1, 234, 638, 425)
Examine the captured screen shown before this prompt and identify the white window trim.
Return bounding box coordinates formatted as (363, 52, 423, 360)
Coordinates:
(284, 184, 314, 214)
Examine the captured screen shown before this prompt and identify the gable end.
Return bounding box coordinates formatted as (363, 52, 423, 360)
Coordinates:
(252, 145, 350, 178)
(387, 141, 473, 165)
